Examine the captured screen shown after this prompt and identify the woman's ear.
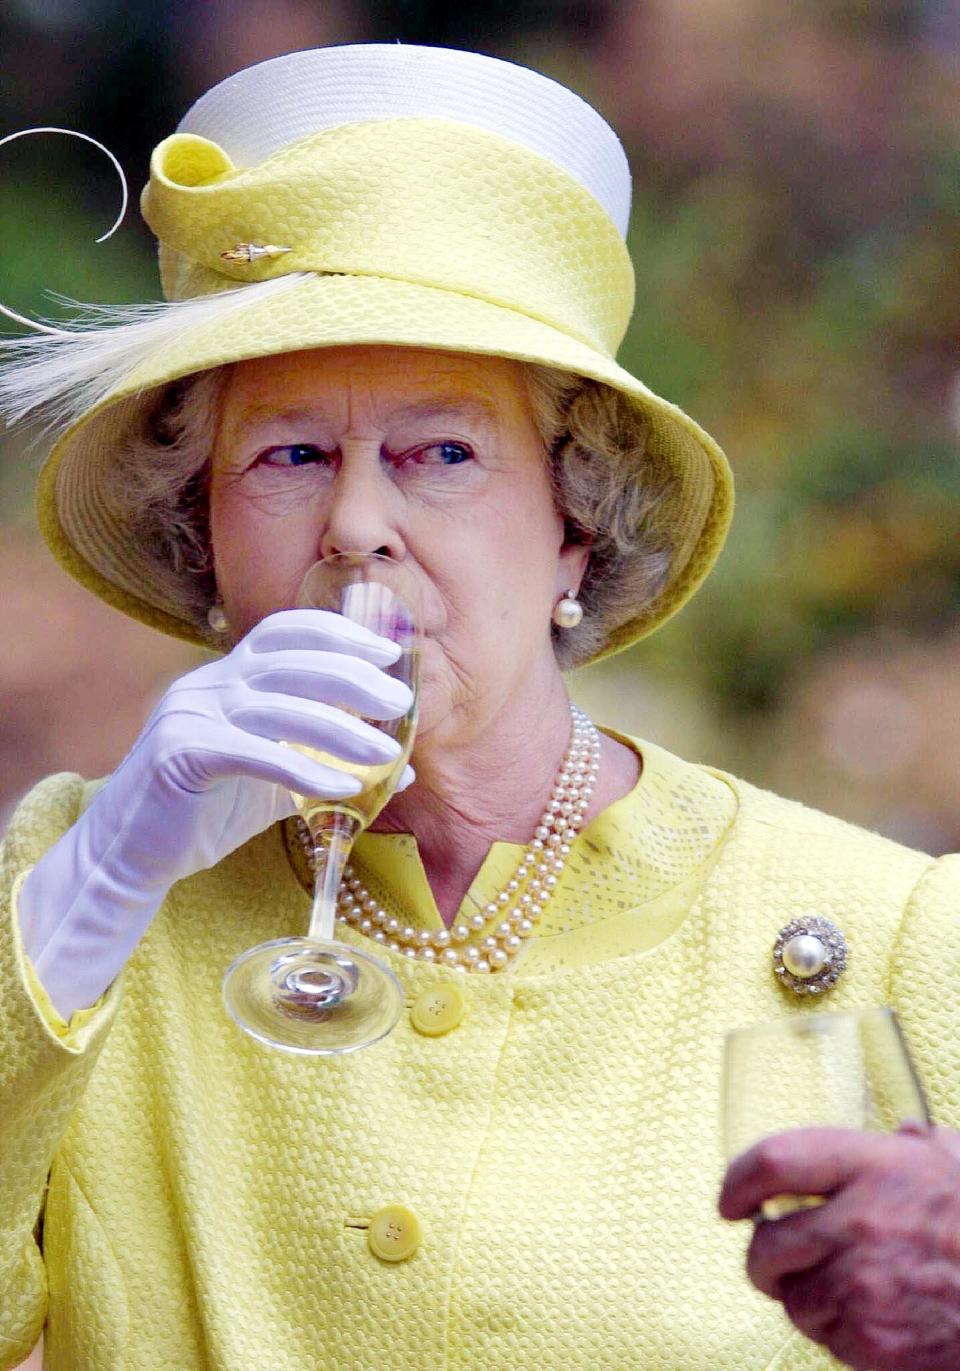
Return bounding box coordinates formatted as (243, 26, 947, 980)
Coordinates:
(557, 531, 591, 598)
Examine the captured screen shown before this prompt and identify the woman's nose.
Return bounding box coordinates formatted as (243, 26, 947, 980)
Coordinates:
(318, 446, 405, 561)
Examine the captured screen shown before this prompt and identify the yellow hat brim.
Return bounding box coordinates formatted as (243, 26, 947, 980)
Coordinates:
(37, 271, 733, 663)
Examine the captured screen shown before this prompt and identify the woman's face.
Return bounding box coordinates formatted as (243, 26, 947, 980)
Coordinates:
(210, 345, 588, 745)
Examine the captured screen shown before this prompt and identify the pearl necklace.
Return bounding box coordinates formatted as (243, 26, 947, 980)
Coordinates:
(295, 703, 601, 973)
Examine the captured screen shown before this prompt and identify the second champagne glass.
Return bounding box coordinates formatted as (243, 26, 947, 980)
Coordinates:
(722, 1007, 930, 1219)
(222, 553, 421, 1055)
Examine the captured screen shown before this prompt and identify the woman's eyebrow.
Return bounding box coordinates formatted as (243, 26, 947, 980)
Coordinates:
(230, 404, 328, 435)
(387, 397, 499, 430)
(233, 395, 500, 434)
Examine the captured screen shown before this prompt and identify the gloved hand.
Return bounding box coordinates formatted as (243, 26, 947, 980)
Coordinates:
(18, 609, 414, 1020)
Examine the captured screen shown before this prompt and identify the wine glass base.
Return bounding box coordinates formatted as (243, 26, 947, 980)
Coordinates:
(271, 945, 361, 1020)
(222, 937, 404, 1055)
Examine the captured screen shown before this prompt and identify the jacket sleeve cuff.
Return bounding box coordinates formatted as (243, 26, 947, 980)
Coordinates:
(10, 870, 120, 1051)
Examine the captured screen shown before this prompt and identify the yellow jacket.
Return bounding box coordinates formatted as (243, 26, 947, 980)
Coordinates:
(1, 736, 957, 1370)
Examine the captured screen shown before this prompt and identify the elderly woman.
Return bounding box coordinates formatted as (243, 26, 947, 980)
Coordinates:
(1, 42, 959, 1371)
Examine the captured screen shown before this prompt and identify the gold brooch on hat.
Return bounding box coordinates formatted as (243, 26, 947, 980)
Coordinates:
(773, 916, 848, 995)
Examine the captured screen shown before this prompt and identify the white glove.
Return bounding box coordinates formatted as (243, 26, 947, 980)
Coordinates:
(18, 609, 414, 1020)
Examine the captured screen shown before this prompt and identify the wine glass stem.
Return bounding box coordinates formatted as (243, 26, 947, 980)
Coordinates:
(307, 810, 361, 942)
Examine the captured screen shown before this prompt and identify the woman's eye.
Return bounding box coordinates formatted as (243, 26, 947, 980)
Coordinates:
(255, 443, 336, 468)
(399, 441, 475, 467)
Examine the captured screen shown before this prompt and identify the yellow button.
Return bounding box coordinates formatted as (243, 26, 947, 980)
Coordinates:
(368, 1204, 422, 1262)
(411, 983, 466, 1037)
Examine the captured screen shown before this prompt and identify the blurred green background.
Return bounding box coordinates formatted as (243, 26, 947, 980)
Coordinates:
(2, 0, 959, 850)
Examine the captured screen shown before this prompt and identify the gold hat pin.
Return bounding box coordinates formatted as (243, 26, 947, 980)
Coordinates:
(220, 243, 292, 264)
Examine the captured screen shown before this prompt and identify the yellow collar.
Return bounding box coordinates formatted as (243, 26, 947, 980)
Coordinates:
(283, 731, 738, 974)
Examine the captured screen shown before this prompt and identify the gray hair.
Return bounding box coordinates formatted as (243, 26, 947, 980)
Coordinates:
(109, 361, 675, 667)
(523, 365, 674, 666)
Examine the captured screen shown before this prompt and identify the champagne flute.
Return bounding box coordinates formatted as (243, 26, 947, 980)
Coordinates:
(222, 553, 421, 1055)
(722, 1007, 930, 1219)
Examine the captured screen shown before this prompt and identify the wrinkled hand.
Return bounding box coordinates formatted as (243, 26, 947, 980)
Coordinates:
(20, 609, 414, 1017)
(720, 1125, 960, 1371)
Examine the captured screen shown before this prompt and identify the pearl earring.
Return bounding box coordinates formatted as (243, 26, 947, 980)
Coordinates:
(207, 602, 229, 633)
(552, 589, 583, 629)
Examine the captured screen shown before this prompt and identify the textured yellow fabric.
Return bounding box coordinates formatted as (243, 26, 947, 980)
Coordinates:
(36, 115, 734, 661)
(1, 740, 956, 1371)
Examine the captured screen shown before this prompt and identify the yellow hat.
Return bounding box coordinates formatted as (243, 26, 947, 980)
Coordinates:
(18, 44, 733, 661)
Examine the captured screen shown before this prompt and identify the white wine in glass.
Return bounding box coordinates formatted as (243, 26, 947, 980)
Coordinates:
(290, 746, 411, 831)
(722, 1007, 930, 1220)
(222, 554, 421, 1055)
